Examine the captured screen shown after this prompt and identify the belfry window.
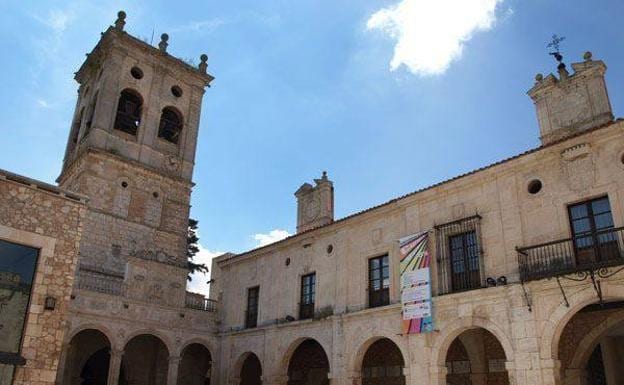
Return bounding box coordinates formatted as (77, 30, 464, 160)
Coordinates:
(114, 89, 142, 136)
(84, 91, 98, 135)
(71, 107, 84, 145)
(158, 107, 183, 144)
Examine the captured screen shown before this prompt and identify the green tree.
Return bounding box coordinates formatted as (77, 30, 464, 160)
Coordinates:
(187, 218, 209, 281)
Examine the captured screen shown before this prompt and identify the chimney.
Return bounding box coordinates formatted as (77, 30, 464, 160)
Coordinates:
(295, 171, 334, 233)
(528, 51, 614, 145)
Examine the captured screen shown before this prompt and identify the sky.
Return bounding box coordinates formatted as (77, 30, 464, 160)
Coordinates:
(1, 0, 623, 294)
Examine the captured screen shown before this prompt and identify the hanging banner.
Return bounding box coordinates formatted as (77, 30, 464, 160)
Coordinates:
(400, 231, 434, 334)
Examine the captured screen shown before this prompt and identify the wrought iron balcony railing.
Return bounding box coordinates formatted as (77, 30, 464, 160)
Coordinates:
(517, 227, 624, 282)
(76, 268, 124, 296)
(184, 292, 217, 312)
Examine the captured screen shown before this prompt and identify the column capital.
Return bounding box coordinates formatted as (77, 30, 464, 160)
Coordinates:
(168, 355, 182, 364)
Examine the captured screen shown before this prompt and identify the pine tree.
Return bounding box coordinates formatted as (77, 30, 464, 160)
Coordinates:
(187, 218, 208, 281)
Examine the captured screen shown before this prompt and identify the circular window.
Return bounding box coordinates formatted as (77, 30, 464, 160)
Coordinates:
(285, 257, 291, 266)
(171, 85, 183, 98)
(153, 192, 159, 198)
(130, 66, 144, 80)
(121, 181, 128, 188)
(326, 244, 333, 254)
(527, 179, 542, 194)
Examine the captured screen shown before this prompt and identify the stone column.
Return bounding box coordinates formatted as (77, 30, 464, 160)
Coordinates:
(563, 368, 589, 385)
(429, 365, 448, 385)
(470, 372, 488, 385)
(228, 376, 241, 385)
(167, 356, 181, 385)
(55, 343, 71, 385)
(538, 358, 562, 385)
(107, 349, 124, 385)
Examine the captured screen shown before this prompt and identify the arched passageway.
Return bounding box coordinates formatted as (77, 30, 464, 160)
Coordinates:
(178, 343, 212, 385)
(287, 339, 329, 385)
(445, 328, 509, 385)
(62, 329, 111, 385)
(121, 334, 169, 385)
(240, 353, 262, 385)
(558, 301, 624, 385)
(361, 338, 405, 385)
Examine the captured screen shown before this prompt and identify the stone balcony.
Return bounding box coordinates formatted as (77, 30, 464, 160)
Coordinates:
(74, 265, 217, 313)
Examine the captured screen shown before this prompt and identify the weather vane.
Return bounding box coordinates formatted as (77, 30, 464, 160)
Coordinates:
(547, 34, 566, 63)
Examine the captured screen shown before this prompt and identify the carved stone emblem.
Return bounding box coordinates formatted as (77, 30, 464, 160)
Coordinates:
(561, 143, 594, 192)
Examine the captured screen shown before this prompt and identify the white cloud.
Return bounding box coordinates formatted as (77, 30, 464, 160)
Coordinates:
(187, 244, 224, 296)
(367, 0, 505, 76)
(253, 229, 291, 247)
(36, 99, 51, 109)
(170, 18, 226, 34)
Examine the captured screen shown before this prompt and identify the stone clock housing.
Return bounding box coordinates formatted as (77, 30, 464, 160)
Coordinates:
(295, 171, 334, 233)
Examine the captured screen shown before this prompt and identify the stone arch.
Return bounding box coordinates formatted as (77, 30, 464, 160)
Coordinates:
(233, 352, 262, 385)
(538, 281, 624, 359)
(178, 342, 214, 385)
(177, 337, 216, 358)
(278, 336, 332, 377)
(349, 334, 410, 377)
(60, 328, 112, 385)
(121, 333, 170, 385)
(431, 316, 515, 368)
(284, 338, 331, 385)
(359, 337, 407, 385)
(569, 310, 624, 369)
(122, 328, 175, 356)
(65, 322, 117, 348)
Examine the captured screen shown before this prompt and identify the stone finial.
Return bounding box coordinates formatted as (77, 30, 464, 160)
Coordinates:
(321, 171, 328, 180)
(557, 63, 569, 80)
(115, 11, 126, 31)
(584, 51, 593, 61)
(158, 33, 169, 52)
(535, 73, 543, 82)
(199, 54, 208, 73)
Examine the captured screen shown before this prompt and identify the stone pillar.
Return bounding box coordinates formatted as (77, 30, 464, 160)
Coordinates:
(228, 376, 241, 385)
(55, 343, 71, 385)
(429, 365, 448, 385)
(167, 356, 181, 385)
(107, 349, 124, 385)
(563, 368, 589, 385)
(538, 358, 561, 385)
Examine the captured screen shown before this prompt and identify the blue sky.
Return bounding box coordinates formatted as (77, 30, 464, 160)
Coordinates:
(1, 1, 623, 293)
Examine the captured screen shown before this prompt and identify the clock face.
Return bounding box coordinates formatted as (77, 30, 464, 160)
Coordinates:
(305, 198, 321, 221)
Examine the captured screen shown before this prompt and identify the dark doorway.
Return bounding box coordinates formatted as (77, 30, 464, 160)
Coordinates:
(287, 339, 329, 385)
(240, 353, 262, 385)
(361, 338, 405, 385)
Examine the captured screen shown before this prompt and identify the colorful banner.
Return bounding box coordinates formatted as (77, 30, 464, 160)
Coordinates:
(400, 231, 434, 334)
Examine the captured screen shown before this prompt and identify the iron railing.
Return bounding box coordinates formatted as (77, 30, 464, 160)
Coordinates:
(435, 215, 484, 295)
(184, 292, 217, 312)
(245, 310, 258, 329)
(517, 227, 624, 282)
(76, 268, 124, 296)
(299, 303, 315, 320)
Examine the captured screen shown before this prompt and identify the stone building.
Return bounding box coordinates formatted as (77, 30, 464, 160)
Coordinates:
(1, 9, 624, 385)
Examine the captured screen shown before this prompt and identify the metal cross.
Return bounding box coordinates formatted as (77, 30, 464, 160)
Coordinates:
(547, 34, 566, 54)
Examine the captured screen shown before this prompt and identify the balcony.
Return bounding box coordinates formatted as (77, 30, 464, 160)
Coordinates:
(299, 302, 314, 320)
(76, 268, 124, 296)
(517, 227, 624, 282)
(184, 292, 217, 312)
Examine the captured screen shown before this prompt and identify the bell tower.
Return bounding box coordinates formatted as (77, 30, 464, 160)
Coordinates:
(57, 11, 213, 295)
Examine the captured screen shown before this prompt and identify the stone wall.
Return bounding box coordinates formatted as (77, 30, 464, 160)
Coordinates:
(0, 170, 86, 385)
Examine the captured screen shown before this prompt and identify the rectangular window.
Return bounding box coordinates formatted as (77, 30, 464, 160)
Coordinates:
(299, 273, 316, 320)
(245, 286, 259, 329)
(569, 197, 618, 265)
(448, 231, 481, 292)
(368, 255, 390, 308)
(0, 239, 39, 383)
